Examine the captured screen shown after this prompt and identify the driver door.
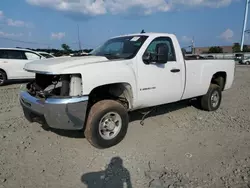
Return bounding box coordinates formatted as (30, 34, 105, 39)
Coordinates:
(136, 36, 184, 108)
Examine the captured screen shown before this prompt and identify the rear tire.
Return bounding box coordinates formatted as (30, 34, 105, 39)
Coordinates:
(246, 61, 250, 65)
(84, 100, 129, 149)
(200, 84, 222, 111)
(0, 70, 7, 86)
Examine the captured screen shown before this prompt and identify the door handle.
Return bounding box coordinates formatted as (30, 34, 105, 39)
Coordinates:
(171, 69, 180, 73)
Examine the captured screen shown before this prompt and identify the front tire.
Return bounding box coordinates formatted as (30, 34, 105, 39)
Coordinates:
(0, 70, 7, 86)
(84, 100, 129, 149)
(200, 84, 222, 111)
(246, 61, 250, 65)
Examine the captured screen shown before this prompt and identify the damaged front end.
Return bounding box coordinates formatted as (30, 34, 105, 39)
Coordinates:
(26, 73, 83, 99)
(20, 72, 89, 130)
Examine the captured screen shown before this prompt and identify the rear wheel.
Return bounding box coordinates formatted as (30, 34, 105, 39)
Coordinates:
(84, 100, 129, 149)
(0, 70, 7, 86)
(200, 84, 222, 111)
(246, 61, 250, 65)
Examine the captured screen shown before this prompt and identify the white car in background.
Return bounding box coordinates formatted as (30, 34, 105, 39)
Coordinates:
(239, 57, 250, 65)
(0, 48, 44, 86)
(37, 51, 55, 59)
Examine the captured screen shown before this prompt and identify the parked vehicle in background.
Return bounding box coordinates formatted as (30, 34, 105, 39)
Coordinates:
(37, 51, 55, 59)
(239, 57, 250, 65)
(20, 32, 235, 149)
(185, 54, 206, 60)
(205, 55, 214, 59)
(0, 48, 43, 86)
(235, 53, 244, 61)
(70, 52, 89, 57)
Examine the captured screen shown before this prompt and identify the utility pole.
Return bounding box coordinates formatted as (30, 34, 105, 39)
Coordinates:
(241, 0, 250, 51)
(191, 36, 195, 54)
(77, 24, 82, 52)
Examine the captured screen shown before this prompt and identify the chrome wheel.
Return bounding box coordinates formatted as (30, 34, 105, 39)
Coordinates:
(211, 90, 220, 108)
(99, 112, 122, 140)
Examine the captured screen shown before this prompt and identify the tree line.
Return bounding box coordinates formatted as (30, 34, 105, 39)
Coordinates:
(16, 43, 93, 57)
(205, 43, 250, 54)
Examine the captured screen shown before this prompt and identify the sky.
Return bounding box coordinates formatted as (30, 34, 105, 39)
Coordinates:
(0, 0, 248, 50)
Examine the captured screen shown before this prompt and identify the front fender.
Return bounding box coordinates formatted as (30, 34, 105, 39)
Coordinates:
(63, 62, 137, 101)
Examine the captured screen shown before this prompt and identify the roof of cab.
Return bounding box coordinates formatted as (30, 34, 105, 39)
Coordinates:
(110, 32, 172, 39)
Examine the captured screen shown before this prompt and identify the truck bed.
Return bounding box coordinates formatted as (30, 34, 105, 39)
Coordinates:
(181, 59, 235, 100)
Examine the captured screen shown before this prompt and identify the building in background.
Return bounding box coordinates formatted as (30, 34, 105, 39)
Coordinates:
(195, 45, 250, 54)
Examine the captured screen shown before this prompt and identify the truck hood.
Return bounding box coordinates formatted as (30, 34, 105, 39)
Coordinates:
(24, 55, 109, 74)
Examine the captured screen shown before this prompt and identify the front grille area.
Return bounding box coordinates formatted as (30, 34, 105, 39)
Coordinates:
(26, 73, 67, 98)
(26, 73, 82, 98)
(35, 74, 60, 90)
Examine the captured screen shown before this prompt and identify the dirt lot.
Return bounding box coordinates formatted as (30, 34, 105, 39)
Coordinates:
(0, 65, 250, 188)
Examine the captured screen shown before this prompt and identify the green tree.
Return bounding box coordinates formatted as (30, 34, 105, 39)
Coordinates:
(232, 43, 241, 53)
(208, 46, 223, 53)
(61, 43, 71, 52)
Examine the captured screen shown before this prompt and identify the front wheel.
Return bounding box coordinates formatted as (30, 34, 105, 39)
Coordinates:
(0, 70, 7, 86)
(200, 84, 222, 111)
(246, 61, 250, 65)
(84, 100, 129, 149)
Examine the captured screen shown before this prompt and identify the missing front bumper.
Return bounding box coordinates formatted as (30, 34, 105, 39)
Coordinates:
(19, 88, 89, 130)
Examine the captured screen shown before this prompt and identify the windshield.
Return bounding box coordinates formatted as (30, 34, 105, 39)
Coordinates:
(90, 35, 148, 60)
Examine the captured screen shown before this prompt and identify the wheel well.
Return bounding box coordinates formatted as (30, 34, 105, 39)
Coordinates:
(211, 72, 227, 91)
(88, 83, 133, 110)
(0, 69, 7, 79)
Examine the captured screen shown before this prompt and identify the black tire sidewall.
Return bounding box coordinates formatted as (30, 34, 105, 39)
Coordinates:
(0, 70, 7, 86)
(87, 103, 129, 148)
(206, 85, 222, 111)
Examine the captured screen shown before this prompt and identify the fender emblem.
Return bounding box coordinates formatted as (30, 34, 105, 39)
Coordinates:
(140, 87, 156, 91)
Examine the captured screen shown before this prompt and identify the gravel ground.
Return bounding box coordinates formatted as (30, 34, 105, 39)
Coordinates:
(0, 65, 250, 188)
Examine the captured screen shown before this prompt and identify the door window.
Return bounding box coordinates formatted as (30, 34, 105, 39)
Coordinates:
(0, 50, 8, 59)
(6, 50, 26, 60)
(24, 52, 41, 60)
(143, 37, 176, 63)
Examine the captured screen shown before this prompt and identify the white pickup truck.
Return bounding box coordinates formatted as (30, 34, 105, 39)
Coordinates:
(19, 33, 235, 149)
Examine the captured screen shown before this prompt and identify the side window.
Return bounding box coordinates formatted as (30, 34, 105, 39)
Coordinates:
(0, 50, 8, 59)
(24, 52, 41, 60)
(143, 37, 176, 62)
(6, 50, 27, 60)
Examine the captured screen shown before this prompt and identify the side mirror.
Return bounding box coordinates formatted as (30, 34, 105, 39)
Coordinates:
(156, 43, 169, 64)
(142, 52, 152, 64)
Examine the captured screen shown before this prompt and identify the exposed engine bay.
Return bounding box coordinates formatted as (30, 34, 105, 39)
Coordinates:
(26, 73, 82, 99)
